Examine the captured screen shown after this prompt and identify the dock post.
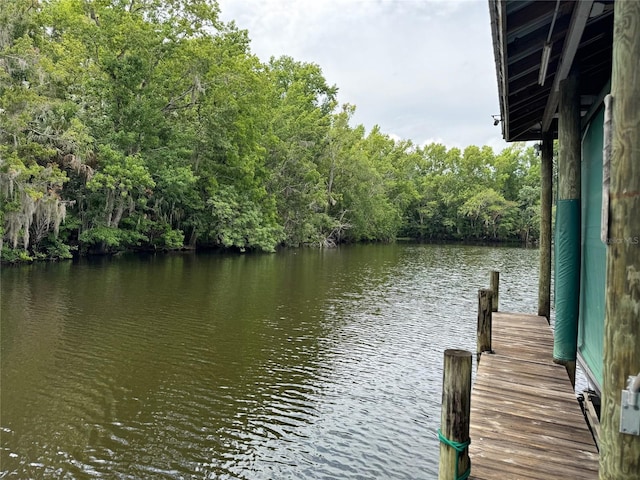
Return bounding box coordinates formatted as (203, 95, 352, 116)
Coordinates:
(477, 288, 493, 361)
(489, 270, 499, 312)
(554, 71, 581, 388)
(538, 132, 553, 323)
(438, 349, 472, 480)
(600, 0, 640, 476)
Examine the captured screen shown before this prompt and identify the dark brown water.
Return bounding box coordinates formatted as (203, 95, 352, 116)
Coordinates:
(1, 244, 539, 479)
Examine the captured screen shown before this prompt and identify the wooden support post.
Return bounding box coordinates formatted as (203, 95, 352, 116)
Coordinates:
(599, 1, 640, 478)
(554, 71, 581, 388)
(490, 270, 499, 312)
(558, 72, 581, 200)
(439, 349, 472, 480)
(477, 288, 493, 360)
(538, 132, 553, 323)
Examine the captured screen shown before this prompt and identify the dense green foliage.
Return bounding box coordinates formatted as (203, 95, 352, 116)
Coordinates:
(1, 0, 542, 261)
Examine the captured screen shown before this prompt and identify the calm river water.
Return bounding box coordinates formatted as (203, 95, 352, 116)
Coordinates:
(1, 243, 540, 479)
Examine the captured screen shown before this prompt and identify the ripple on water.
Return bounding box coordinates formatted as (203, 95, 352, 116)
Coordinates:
(1, 244, 540, 479)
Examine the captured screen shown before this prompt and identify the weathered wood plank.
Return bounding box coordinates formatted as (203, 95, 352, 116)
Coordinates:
(468, 312, 599, 479)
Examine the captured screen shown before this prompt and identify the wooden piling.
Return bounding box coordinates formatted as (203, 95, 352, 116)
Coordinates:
(538, 132, 553, 323)
(600, 0, 640, 477)
(477, 288, 493, 360)
(489, 271, 499, 312)
(555, 71, 581, 388)
(439, 349, 472, 480)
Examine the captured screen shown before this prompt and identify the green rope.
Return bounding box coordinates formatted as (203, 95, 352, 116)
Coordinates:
(437, 429, 471, 480)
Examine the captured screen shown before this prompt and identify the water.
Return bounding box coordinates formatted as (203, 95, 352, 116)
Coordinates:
(1, 243, 540, 479)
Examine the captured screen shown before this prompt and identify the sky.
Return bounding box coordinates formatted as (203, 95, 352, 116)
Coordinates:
(216, 0, 510, 152)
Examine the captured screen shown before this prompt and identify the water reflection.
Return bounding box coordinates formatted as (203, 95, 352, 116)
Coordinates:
(1, 244, 540, 479)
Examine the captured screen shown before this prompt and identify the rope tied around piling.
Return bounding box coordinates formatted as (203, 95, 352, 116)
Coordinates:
(437, 428, 471, 480)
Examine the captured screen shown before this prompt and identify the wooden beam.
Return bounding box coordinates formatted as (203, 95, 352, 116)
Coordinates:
(507, 113, 546, 140)
(509, 52, 551, 83)
(541, 0, 594, 133)
(599, 0, 640, 477)
(510, 89, 551, 115)
(538, 131, 553, 322)
(506, 1, 559, 41)
(505, 14, 572, 65)
(509, 63, 557, 96)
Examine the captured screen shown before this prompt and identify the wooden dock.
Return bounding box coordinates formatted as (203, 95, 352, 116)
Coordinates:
(468, 312, 599, 479)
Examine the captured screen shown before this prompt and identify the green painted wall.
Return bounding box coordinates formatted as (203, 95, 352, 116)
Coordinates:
(578, 106, 606, 391)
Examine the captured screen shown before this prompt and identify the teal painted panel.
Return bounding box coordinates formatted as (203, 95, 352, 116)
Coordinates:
(579, 107, 606, 390)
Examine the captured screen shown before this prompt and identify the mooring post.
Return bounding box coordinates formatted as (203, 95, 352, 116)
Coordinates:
(554, 71, 581, 389)
(538, 133, 553, 323)
(477, 288, 493, 361)
(489, 270, 499, 312)
(438, 349, 472, 480)
(599, 1, 640, 476)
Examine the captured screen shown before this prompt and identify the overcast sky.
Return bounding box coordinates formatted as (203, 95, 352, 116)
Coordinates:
(217, 0, 510, 152)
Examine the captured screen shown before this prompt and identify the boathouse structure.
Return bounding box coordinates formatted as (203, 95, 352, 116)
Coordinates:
(487, 0, 640, 477)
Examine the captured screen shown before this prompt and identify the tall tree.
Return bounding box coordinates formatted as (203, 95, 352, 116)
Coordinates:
(263, 56, 337, 246)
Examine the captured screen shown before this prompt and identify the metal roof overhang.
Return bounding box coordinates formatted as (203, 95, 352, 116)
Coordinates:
(489, 0, 614, 142)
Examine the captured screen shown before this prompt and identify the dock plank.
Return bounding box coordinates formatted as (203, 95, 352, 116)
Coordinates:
(468, 312, 599, 479)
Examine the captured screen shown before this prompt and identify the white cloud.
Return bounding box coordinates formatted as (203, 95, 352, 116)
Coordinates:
(218, 0, 510, 151)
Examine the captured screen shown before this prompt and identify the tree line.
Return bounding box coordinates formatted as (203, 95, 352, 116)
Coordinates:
(0, 0, 543, 261)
